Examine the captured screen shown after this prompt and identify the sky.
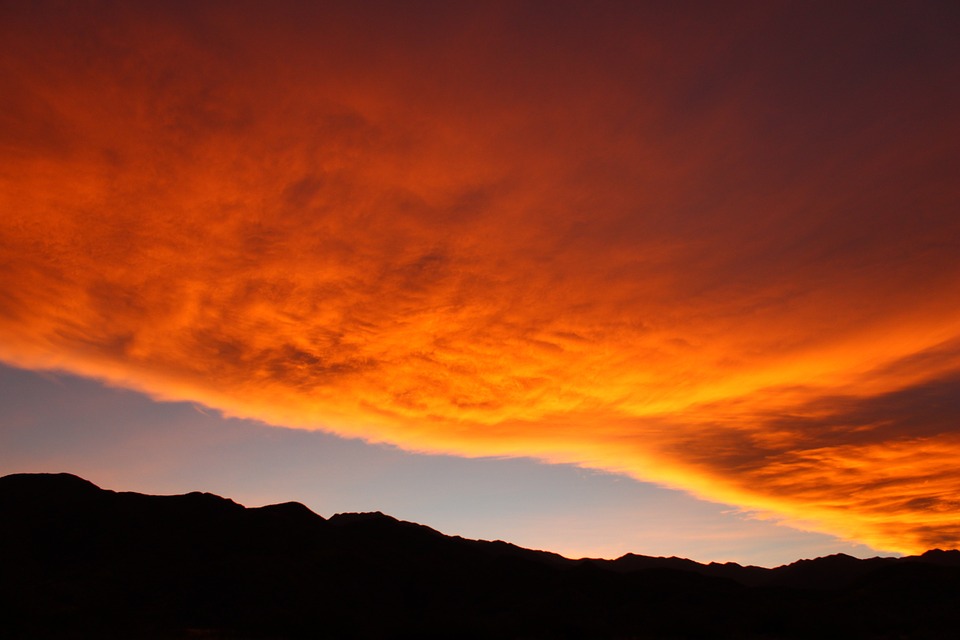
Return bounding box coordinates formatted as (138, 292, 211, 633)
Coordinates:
(1, 0, 959, 567)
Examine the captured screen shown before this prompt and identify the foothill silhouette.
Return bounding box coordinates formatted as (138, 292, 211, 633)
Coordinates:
(3, 472, 959, 639)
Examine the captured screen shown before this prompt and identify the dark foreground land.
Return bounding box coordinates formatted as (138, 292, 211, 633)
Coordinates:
(2, 473, 960, 639)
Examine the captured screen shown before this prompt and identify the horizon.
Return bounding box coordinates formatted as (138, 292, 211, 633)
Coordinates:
(2, 1, 959, 570)
(2, 467, 932, 570)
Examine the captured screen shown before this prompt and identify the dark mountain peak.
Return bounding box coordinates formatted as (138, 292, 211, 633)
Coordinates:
(609, 552, 706, 572)
(823, 552, 858, 562)
(0, 471, 103, 495)
(176, 490, 244, 508)
(775, 552, 863, 575)
(141, 490, 248, 521)
(470, 538, 574, 567)
(327, 510, 393, 525)
(784, 552, 857, 566)
(707, 560, 746, 568)
(918, 548, 960, 566)
(0, 472, 107, 517)
(326, 510, 452, 548)
(486, 538, 543, 553)
(763, 552, 900, 590)
(252, 500, 325, 522)
(329, 510, 447, 534)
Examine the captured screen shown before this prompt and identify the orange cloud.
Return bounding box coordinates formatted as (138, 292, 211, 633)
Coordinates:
(2, 2, 960, 554)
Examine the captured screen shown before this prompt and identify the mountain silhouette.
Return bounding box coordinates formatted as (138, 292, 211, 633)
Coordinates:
(3, 472, 960, 639)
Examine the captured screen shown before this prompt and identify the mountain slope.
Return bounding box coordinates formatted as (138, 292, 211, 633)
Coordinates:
(3, 472, 960, 639)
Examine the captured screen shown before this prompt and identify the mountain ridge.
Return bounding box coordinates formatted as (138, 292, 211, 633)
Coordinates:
(3, 472, 960, 639)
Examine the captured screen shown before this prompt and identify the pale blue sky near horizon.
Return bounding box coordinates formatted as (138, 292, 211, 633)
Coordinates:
(0, 362, 886, 567)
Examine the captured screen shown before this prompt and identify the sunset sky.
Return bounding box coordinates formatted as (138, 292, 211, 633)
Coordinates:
(2, 1, 959, 567)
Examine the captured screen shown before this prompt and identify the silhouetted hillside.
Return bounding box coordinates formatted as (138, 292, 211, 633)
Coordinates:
(2, 473, 960, 639)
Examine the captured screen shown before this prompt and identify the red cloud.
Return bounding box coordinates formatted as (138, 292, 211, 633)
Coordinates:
(2, 1, 959, 553)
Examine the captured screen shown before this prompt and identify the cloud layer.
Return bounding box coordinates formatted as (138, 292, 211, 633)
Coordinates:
(2, 1, 960, 552)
